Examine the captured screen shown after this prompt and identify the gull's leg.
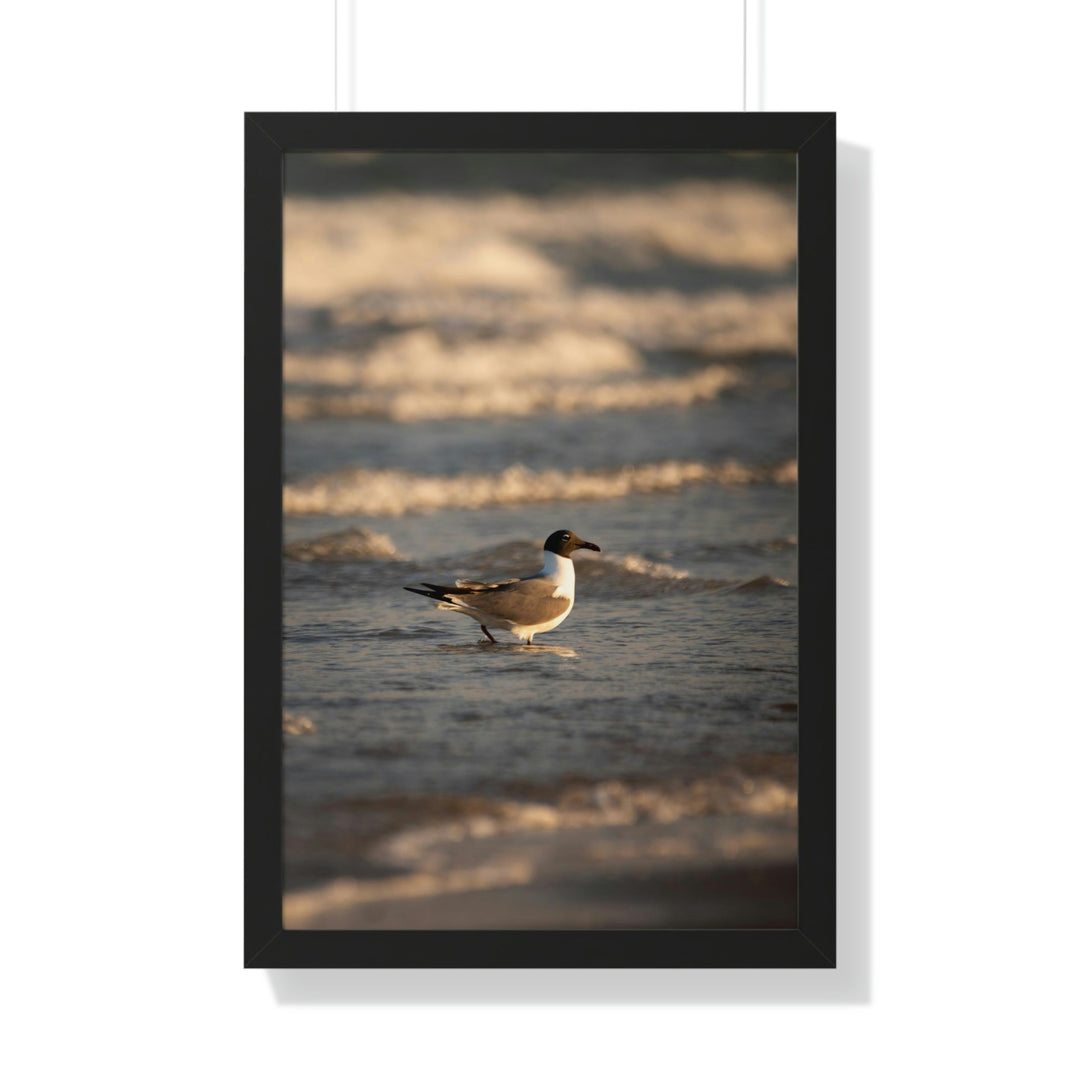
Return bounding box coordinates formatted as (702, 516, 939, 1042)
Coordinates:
(480, 625, 497, 644)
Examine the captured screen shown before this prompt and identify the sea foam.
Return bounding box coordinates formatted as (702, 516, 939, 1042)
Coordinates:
(285, 328, 642, 388)
(282, 459, 797, 516)
(284, 182, 796, 305)
(324, 286, 797, 357)
(282, 527, 402, 562)
(284, 364, 741, 421)
(282, 768, 797, 927)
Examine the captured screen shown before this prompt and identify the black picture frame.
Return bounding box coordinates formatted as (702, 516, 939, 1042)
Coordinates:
(246, 112, 835, 969)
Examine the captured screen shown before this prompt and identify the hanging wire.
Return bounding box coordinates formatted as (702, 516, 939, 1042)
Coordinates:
(743, 0, 748, 110)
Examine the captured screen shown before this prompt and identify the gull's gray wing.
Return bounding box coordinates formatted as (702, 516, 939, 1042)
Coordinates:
(414, 579, 519, 594)
(448, 577, 570, 625)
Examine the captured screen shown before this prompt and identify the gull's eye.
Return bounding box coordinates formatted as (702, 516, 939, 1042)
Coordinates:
(561, 533, 570, 541)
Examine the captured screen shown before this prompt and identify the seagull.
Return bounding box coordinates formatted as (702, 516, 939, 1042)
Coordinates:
(404, 529, 602, 644)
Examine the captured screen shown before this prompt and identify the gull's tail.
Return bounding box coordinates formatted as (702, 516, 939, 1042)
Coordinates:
(403, 582, 475, 602)
(404, 580, 512, 602)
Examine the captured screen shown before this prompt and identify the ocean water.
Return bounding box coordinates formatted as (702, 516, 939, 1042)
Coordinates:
(281, 153, 798, 930)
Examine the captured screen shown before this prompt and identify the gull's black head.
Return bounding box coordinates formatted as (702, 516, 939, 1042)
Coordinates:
(544, 529, 602, 558)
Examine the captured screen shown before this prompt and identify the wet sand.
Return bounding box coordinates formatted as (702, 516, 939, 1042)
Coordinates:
(286, 862, 797, 931)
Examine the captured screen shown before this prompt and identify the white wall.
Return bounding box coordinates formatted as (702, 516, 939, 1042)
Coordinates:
(4, 3, 1075, 1077)
(333, 0, 749, 110)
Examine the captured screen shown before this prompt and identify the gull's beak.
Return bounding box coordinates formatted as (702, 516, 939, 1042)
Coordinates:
(576, 539, 602, 553)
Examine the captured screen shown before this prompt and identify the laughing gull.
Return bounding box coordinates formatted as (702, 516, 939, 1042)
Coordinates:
(404, 529, 602, 644)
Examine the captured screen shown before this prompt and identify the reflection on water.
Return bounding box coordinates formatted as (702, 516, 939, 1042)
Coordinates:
(435, 642, 581, 659)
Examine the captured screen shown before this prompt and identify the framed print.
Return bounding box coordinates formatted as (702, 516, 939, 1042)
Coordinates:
(246, 113, 835, 968)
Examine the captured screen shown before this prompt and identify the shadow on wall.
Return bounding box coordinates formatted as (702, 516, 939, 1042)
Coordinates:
(265, 142, 873, 1006)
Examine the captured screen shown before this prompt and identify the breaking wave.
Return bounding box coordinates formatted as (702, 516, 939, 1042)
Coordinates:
(728, 575, 793, 593)
(283, 364, 740, 422)
(284, 182, 796, 305)
(315, 286, 796, 358)
(283, 459, 797, 516)
(283, 533, 788, 598)
(282, 765, 797, 927)
(415, 540, 724, 599)
(284, 328, 643, 388)
(575, 553, 728, 598)
(283, 711, 316, 735)
(283, 527, 402, 562)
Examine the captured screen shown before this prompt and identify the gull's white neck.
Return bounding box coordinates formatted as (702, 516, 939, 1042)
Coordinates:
(540, 549, 575, 596)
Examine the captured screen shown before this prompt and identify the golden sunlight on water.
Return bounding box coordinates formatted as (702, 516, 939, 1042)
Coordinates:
(282, 151, 798, 929)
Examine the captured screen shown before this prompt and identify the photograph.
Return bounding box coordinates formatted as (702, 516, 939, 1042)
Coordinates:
(277, 148, 801, 932)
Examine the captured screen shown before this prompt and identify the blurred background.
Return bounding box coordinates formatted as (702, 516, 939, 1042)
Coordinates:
(282, 152, 799, 929)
